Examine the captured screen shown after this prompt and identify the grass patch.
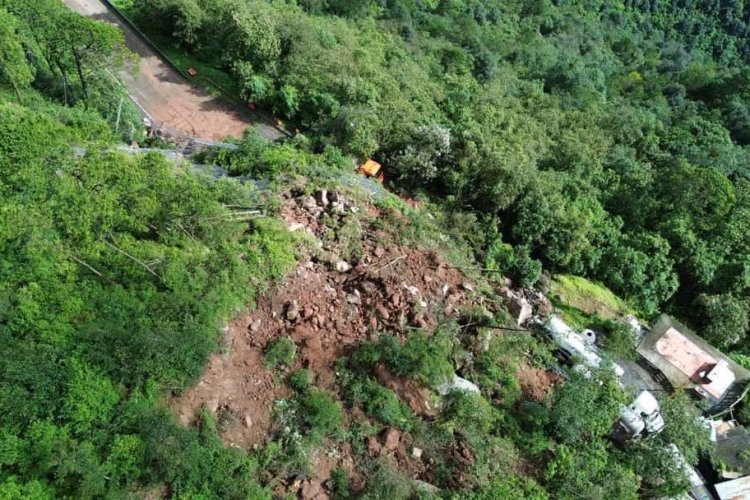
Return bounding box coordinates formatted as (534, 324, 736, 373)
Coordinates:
(263, 338, 297, 370)
(549, 275, 632, 325)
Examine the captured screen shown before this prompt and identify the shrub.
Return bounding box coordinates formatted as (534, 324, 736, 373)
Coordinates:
(382, 332, 454, 387)
(439, 392, 498, 439)
(299, 388, 344, 439)
(288, 369, 313, 392)
(263, 338, 296, 370)
(347, 378, 415, 432)
(351, 331, 454, 387)
(329, 467, 351, 500)
(599, 320, 637, 360)
(486, 240, 541, 287)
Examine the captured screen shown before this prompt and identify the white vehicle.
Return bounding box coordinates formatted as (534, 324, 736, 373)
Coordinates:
(617, 390, 666, 440)
(544, 316, 625, 377)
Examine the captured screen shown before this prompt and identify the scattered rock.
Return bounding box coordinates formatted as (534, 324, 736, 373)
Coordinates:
(375, 304, 390, 320)
(301, 480, 327, 499)
(346, 294, 361, 305)
(412, 447, 423, 459)
(508, 297, 533, 326)
(315, 190, 329, 207)
(367, 437, 381, 455)
(286, 301, 300, 321)
(436, 374, 481, 396)
(250, 319, 262, 333)
(302, 196, 318, 211)
(382, 427, 400, 451)
(335, 261, 352, 273)
(462, 282, 475, 292)
(287, 222, 306, 232)
(244, 416, 252, 428)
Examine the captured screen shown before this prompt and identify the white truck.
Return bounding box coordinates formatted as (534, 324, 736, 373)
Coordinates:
(544, 315, 625, 378)
(616, 390, 666, 440)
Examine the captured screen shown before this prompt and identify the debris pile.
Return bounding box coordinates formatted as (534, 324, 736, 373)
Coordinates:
(172, 190, 479, 450)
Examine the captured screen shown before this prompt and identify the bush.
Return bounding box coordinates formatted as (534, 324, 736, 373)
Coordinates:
(383, 332, 454, 387)
(694, 293, 749, 348)
(351, 331, 454, 387)
(439, 392, 498, 440)
(263, 338, 297, 370)
(288, 369, 313, 392)
(347, 378, 415, 432)
(485, 240, 541, 287)
(599, 321, 637, 360)
(299, 388, 344, 439)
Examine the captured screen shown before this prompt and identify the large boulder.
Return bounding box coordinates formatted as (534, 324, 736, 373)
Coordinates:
(507, 297, 533, 326)
(436, 374, 480, 396)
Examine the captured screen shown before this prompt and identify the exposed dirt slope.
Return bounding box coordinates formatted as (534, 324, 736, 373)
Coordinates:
(171, 190, 478, 450)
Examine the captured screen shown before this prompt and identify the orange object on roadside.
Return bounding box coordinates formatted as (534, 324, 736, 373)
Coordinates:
(359, 159, 382, 177)
(186, 67, 198, 77)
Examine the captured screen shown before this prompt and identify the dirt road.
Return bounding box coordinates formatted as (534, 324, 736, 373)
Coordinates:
(62, 0, 284, 142)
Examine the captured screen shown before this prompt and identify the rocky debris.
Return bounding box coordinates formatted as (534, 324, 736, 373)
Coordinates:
(368, 437, 381, 455)
(412, 447, 423, 459)
(244, 416, 252, 428)
(286, 300, 300, 321)
(173, 189, 480, 453)
(301, 480, 329, 500)
(500, 286, 554, 324)
(508, 297, 533, 326)
(382, 427, 401, 451)
(375, 364, 440, 417)
(335, 260, 352, 273)
(315, 189, 329, 207)
(516, 364, 561, 402)
(436, 374, 481, 396)
(302, 195, 320, 213)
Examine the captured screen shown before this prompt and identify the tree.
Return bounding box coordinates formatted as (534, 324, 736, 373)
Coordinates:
(0, 8, 33, 103)
(549, 369, 625, 444)
(598, 232, 678, 313)
(694, 293, 750, 348)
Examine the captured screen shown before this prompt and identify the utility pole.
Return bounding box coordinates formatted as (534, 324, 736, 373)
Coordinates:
(115, 97, 123, 133)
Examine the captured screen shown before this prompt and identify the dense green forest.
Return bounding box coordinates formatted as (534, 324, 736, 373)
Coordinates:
(0, 1, 299, 496)
(2, 0, 750, 497)
(128, 0, 750, 352)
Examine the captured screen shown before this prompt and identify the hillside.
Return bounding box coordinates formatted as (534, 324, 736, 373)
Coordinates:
(1, 0, 750, 498)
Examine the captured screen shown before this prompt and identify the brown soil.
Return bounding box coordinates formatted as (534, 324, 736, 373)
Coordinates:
(171, 190, 478, 453)
(516, 363, 562, 402)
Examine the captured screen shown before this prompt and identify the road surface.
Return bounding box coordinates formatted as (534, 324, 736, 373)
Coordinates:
(62, 0, 284, 142)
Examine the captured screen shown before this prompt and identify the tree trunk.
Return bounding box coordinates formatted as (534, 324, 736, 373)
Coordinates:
(72, 47, 88, 103)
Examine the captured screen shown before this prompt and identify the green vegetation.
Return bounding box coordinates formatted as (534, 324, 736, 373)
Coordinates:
(550, 275, 633, 321)
(126, 0, 750, 352)
(1, 0, 741, 497)
(0, 2, 299, 496)
(263, 337, 297, 370)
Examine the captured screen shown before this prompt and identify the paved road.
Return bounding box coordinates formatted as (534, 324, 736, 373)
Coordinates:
(62, 0, 284, 142)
